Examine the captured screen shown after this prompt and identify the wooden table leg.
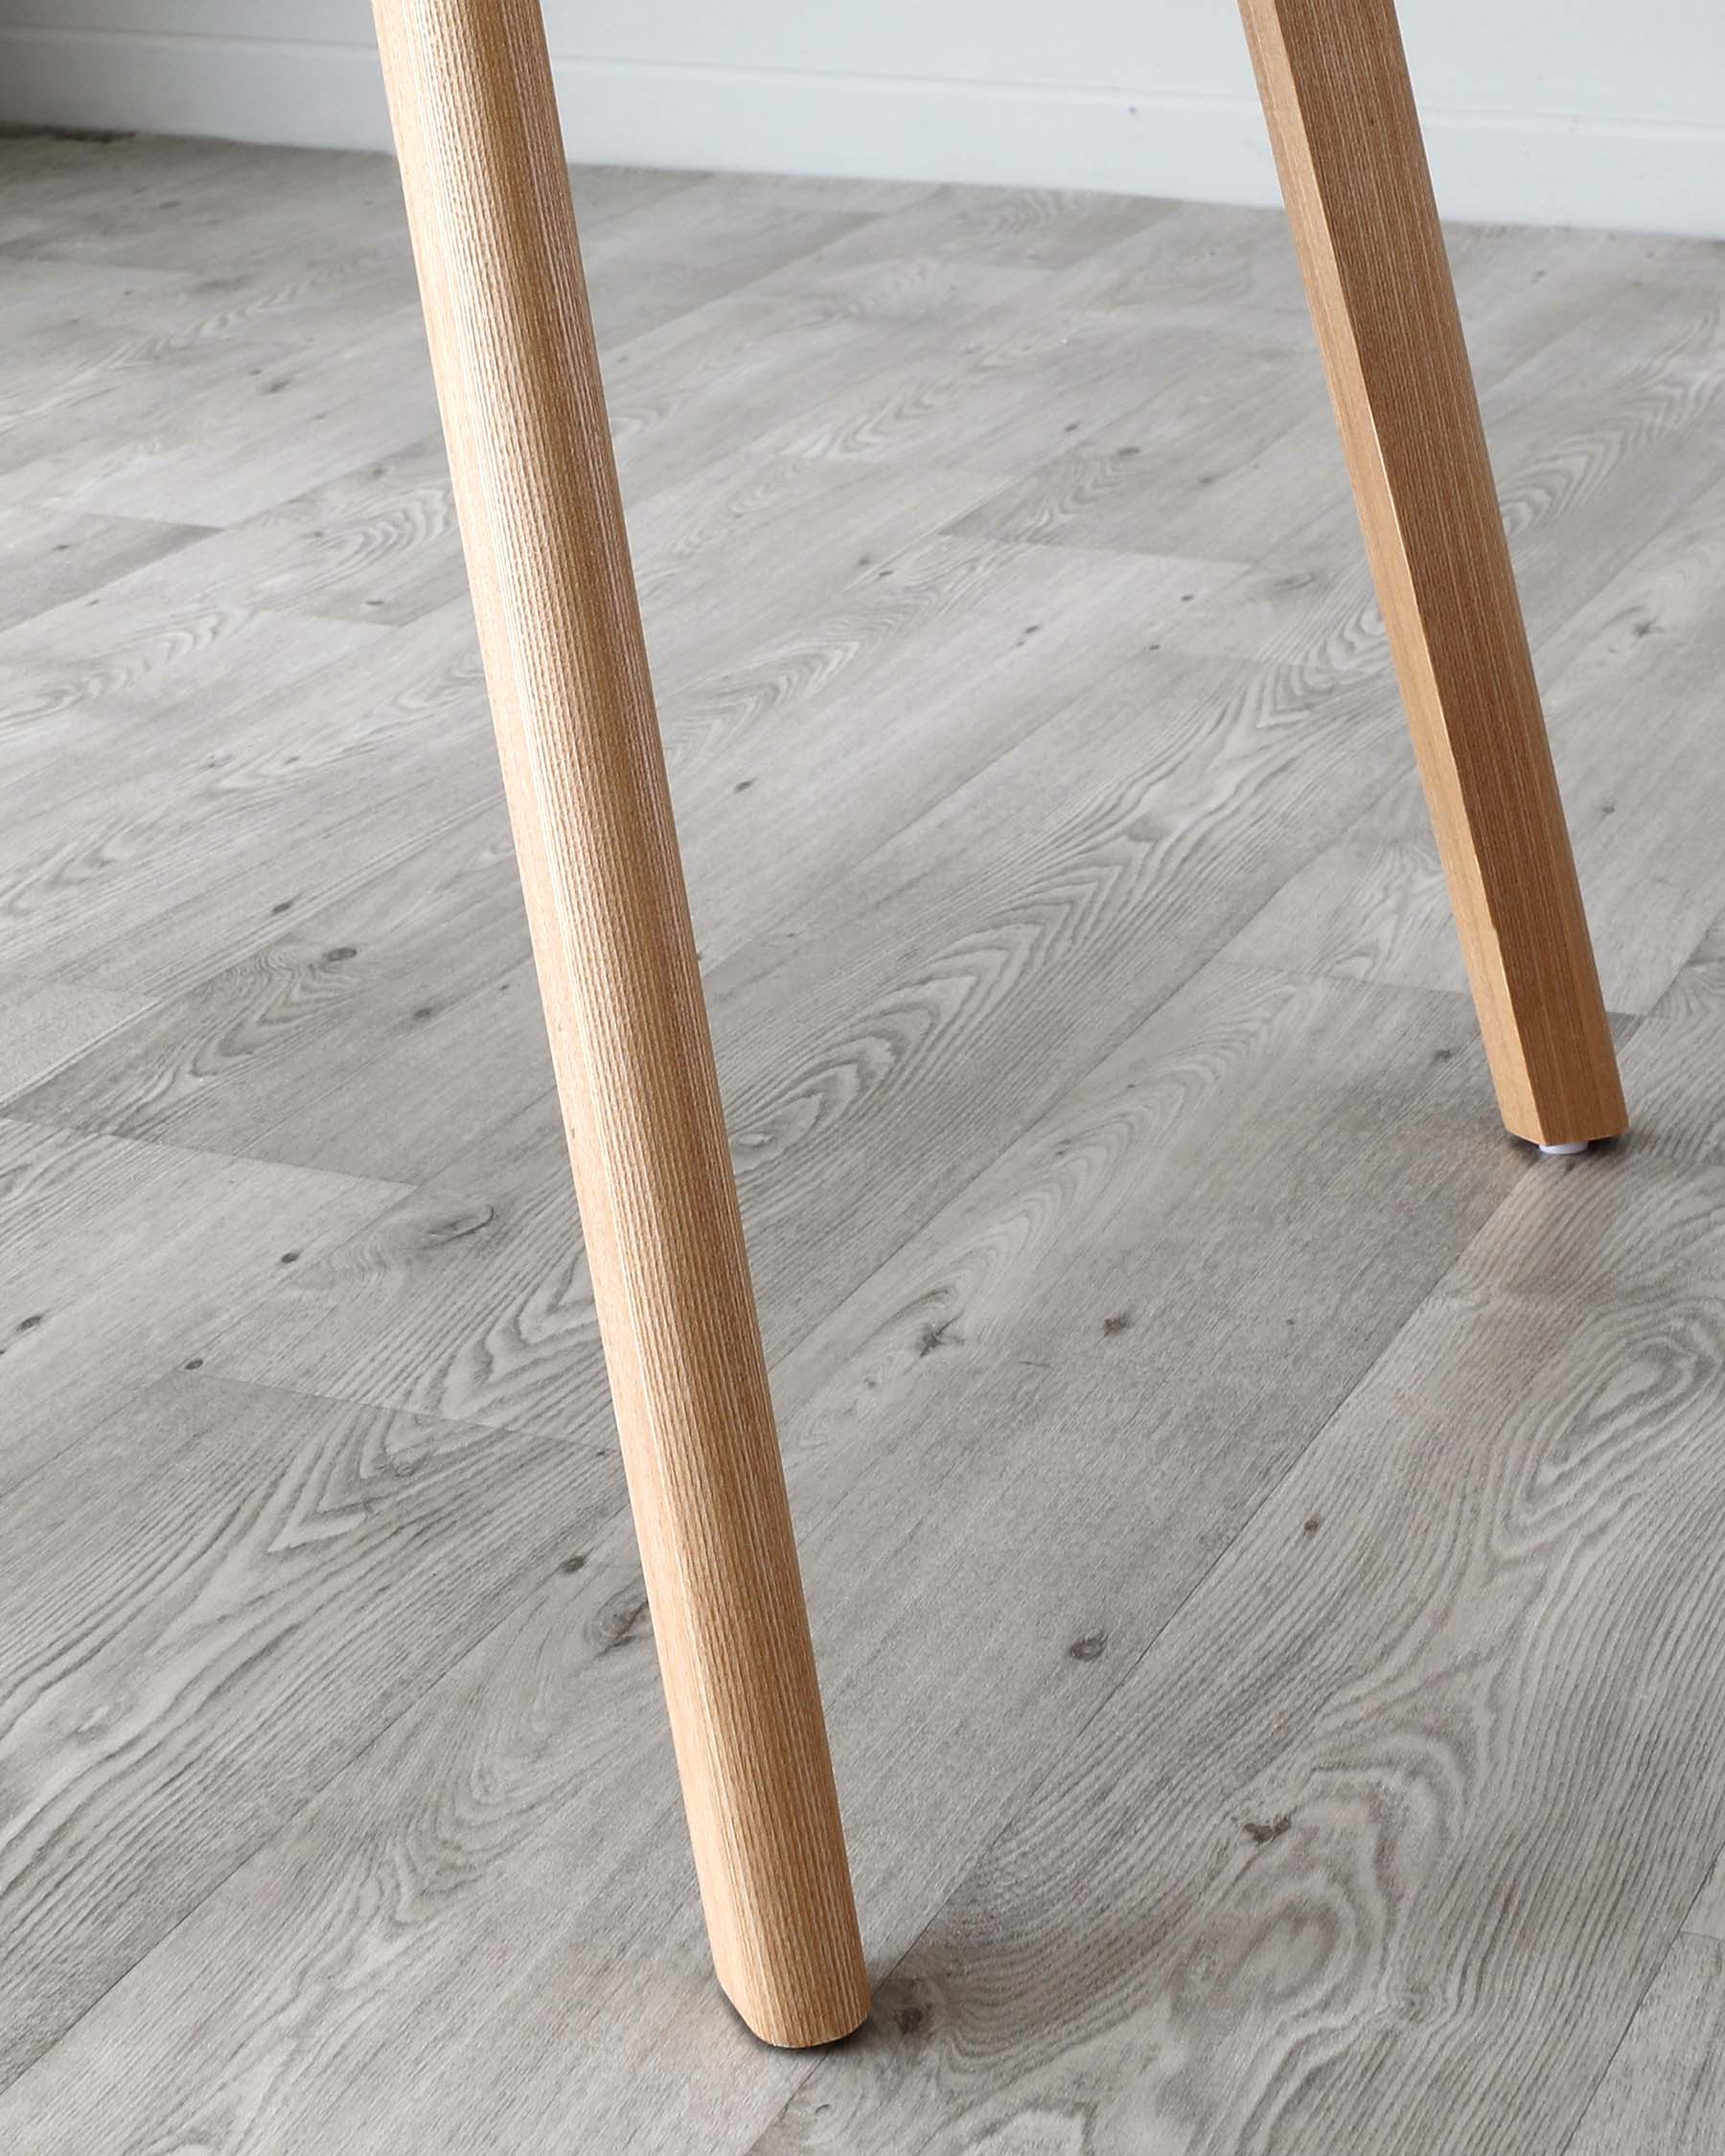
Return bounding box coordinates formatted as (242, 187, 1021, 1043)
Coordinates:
(370, 0, 869, 2050)
(1239, 0, 1627, 1151)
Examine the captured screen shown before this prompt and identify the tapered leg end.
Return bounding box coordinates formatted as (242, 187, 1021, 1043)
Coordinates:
(724, 1964, 872, 2050)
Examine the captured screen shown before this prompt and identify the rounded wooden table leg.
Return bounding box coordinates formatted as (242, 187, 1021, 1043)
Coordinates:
(1239, 0, 1628, 1151)
(370, 0, 869, 2050)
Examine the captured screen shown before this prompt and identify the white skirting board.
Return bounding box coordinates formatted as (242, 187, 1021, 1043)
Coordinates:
(2, 24, 1722, 238)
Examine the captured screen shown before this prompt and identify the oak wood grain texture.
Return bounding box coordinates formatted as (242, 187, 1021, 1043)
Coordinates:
(369, 0, 866, 2045)
(703, 644, 1415, 1350)
(0, 1530, 820, 2156)
(1565, 1934, 1725, 2156)
(196, 642, 1416, 1441)
(0, 970, 151, 1096)
(4, 131, 1725, 2150)
(158, 434, 471, 629)
(1621, 912, 1725, 1190)
(568, 172, 881, 348)
(0, 501, 210, 632)
(1237, 0, 1625, 1147)
(1234, 432, 1725, 1020)
(0, 1369, 622, 2085)
(9, 539, 1240, 1188)
(1148, 258, 1725, 696)
(944, 229, 1674, 595)
(0, 1114, 406, 1495)
(0, 583, 388, 789)
(12, 317, 442, 531)
(598, 254, 1039, 504)
(755, 1144, 1725, 2154)
(1690, 1838, 1725, 1940)
(949, 333, 1342, 562)
(0, 962, 1530, 2154)
(0, 612, 489, 983)
(8, 794, 539, 1178)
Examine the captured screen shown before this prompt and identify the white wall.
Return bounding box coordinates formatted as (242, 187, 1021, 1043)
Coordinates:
(2, 0, 1722, 236)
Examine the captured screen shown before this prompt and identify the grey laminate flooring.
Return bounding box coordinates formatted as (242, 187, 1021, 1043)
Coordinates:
(2, 127, 1724, 2155)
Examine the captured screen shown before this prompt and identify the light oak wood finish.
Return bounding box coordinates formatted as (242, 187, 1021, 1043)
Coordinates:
(368, 0, 866, 2047)
(1237, 0, 1627, 1147)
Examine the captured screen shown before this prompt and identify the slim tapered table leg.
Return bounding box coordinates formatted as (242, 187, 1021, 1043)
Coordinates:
(1239, 0, 1627, 1150)
(370, 0, 868, 2049)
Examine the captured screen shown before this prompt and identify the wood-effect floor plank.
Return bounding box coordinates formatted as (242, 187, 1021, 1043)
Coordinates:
(0, 499, 209, 631)
(0, 1115, 407, 1493)
(0, 969, 153, 1096)
(1230, 520, 1725, 1019)
(751, 1108, 1725, 2152)
(0, 958, 1530, 2154)
(1564, 1934, 1725, 2156)
(5, 535, 1244, 1184)
(702, 642, 1416, 1346)
(0, 1369, 624, 2086)
(3, 134, 1724, 2155)
(196, 637, 1418, 1431)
